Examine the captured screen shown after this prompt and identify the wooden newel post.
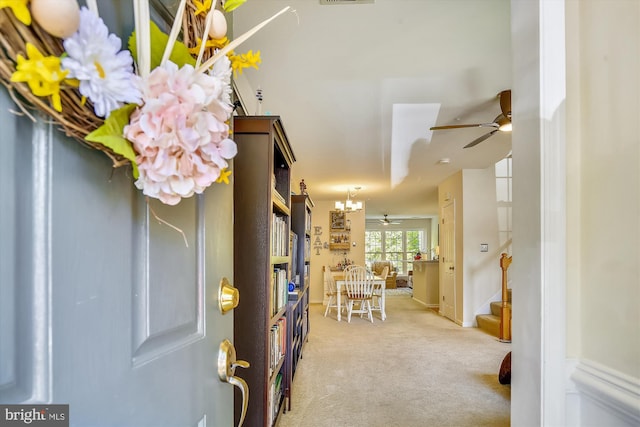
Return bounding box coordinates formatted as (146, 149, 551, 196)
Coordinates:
(499, 253, 512, 342)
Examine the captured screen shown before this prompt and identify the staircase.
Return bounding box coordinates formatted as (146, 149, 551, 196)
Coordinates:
(476, 253, 512, 341)
(476, 288, 511, 338)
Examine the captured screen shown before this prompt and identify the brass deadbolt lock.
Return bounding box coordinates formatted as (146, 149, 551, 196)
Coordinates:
(218, 277, 239, 314)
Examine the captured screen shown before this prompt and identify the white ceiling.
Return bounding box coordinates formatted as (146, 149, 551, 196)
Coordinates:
(232, 0, 512, 219)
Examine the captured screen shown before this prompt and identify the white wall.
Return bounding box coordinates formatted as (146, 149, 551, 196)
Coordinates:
(511, 1, 640, 425)
(511, 0, 568, 423)
(565, 1, 640, 425)
(462, 169, 502, 325)
(438, 167, 504, 326)
(569, 0, 639, 381)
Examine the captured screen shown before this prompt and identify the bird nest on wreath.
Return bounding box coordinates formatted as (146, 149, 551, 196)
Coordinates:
(0, 0, 289, 206)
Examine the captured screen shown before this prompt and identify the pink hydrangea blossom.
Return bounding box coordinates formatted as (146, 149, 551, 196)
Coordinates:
(124, 59, 237, 205)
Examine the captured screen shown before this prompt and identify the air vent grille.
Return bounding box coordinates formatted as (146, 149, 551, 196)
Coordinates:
(320, 0, 374, 5)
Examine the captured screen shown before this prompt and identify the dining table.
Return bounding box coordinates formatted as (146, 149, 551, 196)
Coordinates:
(333, 274, 387, 321)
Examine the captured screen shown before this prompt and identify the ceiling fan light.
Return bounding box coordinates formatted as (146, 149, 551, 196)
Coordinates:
(498, 117, 512, 132)
(335, 201, 345, 210)
(354, 201, 362, 210)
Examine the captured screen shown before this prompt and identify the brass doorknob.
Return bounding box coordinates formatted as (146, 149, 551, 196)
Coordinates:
(218, 277, 239, 314)
(218, 339, 250, 427)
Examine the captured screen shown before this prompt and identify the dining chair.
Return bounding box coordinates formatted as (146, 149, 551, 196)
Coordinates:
(323, 266, 345, 317)
(342, 265, 358, 274)
(371, 265, 388, 318)
(344, 265, 374, 323)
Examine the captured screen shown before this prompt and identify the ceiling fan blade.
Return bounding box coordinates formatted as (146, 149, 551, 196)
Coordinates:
(431, 123, 497, 131)
(463, 129, 498, 148)
(499, 90, 511, 118)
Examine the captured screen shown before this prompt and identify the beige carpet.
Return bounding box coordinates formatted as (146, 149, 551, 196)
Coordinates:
(276, 294, 511, 427)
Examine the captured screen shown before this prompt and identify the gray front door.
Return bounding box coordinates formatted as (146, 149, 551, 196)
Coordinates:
(0, 18, 234, 427)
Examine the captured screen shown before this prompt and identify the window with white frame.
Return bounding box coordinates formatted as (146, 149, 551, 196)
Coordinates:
(495, 156, 512, 250)
(364, 229, 425, 275)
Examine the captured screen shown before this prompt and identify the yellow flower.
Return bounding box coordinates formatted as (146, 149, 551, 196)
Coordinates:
(193, 0, 212, 16)
(188, 36, 229, 56)
(0, 0, 31, 25)
(229, 50, 261, 75)
(11, 43, 70, 112)
(216, 168, 232, 184)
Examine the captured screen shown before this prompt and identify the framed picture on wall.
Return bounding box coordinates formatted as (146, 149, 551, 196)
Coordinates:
(329, 231, 350, 250)
(330, 210, 345, 231)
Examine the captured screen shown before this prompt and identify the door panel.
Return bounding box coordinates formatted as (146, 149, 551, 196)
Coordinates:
(132, 197, 203, 366)
(0, 34, 234, 427)
(0, 95, 52, 404)
(441, 201, 456, 321)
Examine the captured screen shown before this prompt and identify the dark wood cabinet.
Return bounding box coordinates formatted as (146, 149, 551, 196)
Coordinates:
(233, 116, 296, 427)
(286, 194, 313, 409)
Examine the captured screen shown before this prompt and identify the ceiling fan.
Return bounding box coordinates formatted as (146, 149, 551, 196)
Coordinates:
(379, 214, 401, 226)
(430, 90, 512, 148)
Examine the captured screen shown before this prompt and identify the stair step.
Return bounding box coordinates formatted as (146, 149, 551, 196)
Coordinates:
(476, 314, 501, 338)
(490, 301, 512, 317)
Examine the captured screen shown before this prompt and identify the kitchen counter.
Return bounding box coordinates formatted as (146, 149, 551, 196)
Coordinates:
(412, 260, 439, 307)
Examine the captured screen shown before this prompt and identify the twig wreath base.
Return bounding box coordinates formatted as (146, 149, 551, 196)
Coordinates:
(0, 8, 129, 167)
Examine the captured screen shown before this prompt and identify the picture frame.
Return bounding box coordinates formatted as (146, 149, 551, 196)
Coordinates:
(329, 210, 346, 231)
(329, 231, 351, 251)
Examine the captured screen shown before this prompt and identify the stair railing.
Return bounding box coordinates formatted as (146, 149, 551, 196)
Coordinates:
(499, 253, 512, 342)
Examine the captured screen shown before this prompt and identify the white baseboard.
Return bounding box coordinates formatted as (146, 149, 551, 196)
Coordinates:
(569, 359, 640, 426)
(410, 297, 438, 309)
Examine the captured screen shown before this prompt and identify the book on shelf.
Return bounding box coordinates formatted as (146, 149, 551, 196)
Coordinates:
(271, 214, 289, 257)
(267, 316, 286, 426)
(305, 212, 311, 234)
(268, 316, 286, 377)
(271, 268, 289, 316)
(304, 236, 311, 260)
(290, 231, 298, 283)
(268, 372, 284, 427)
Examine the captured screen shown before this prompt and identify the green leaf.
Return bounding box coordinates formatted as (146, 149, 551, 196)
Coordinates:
(85, 104, 140, 178)
(128, 21, 196, 70)
(223, 0, 247, 13)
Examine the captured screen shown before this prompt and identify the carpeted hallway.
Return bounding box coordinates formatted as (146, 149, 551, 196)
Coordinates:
(276, 293, 511, 427)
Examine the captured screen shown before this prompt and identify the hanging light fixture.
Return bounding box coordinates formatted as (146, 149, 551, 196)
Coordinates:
(335, 187, 362, 212)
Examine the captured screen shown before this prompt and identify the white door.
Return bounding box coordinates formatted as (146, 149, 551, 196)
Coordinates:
(440, 201, 456, 321)
(0, 20, 236, 427)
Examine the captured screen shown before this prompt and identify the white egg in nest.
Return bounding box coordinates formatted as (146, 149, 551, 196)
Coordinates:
(31, 0, 81, 39)
(208, 9, 228, 39)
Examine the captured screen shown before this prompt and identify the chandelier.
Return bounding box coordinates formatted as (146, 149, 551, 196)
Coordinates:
(335, 187, 362, 212)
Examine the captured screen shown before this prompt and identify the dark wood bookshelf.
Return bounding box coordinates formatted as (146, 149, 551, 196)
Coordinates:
(286, 193, 314, 410)
(233, 116, 295, 427)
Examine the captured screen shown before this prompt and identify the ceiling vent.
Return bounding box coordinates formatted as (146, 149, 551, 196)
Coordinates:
(320, 0, 374, 5)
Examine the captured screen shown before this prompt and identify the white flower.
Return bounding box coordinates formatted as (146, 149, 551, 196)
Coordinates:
(62, 7, 141, 118)
(207, 54, 233, 122)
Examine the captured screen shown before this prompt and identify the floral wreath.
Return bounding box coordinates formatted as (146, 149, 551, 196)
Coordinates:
(0, 0, 289, 206)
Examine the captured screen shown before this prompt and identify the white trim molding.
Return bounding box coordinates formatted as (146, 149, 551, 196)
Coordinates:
(571, 359, 640, 425)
